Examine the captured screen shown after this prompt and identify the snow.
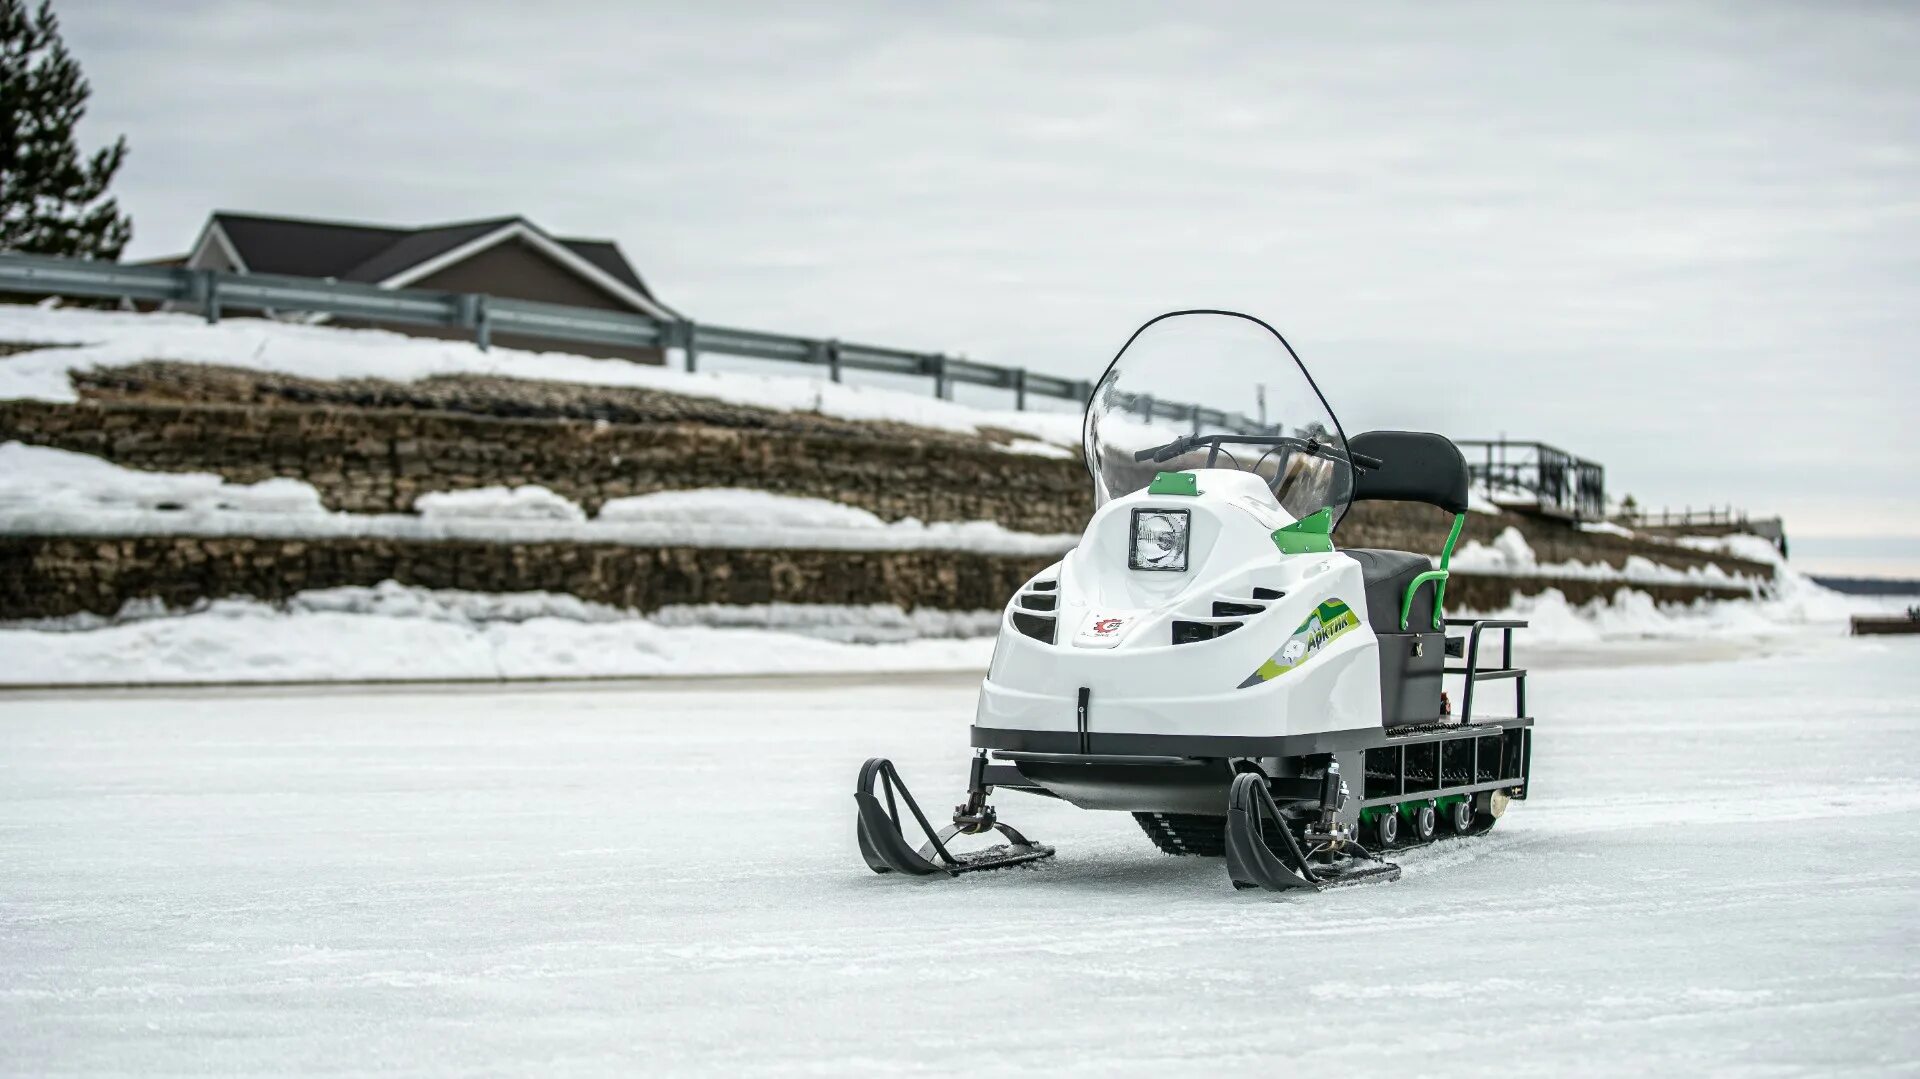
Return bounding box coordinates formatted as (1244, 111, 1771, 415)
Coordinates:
(1450, 525, 1760, 588)
(1451, 546, 1900, 649)
(0, 443, 1077, 557)
(0, 441, 325, 516)
(1002, 437, 1077, 460)
(0, 582, 998, 686)
(0, 306, 1082, 451)
(1677, 532, 1790, 567)
(596, 487, 888, 530)
(3, 640, 1916, 1075)
(414, 484, 586, 522)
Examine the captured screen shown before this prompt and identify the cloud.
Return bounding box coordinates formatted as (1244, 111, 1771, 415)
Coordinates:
(56, 0, 1920, 544)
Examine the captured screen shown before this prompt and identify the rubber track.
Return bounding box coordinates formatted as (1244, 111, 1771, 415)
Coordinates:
(1140, 809, 1498, 858)
(1133, 812, 1229, 856)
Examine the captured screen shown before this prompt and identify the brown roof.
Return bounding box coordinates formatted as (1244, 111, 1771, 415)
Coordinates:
(203, 211, 669, 310)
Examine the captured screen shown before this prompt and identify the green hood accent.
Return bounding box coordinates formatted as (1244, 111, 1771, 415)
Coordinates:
(1271, 507, 1333, 555)
(1147, 471, 1199, 496)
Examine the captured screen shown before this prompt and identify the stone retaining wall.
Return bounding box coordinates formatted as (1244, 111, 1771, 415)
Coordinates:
(0, 534, 1755, 623)
(0, 398, 1090, 533)
(1, 394, 1772, 579)
(71, 362, 1029, 445)
(0, 536, 1054, 621)
(0, 359, 1780, 621)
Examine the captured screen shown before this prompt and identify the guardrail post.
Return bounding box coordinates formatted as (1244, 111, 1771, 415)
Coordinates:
(1013, 368, 1027, 411)
(828, 339, 842, 383)
(460, 293, 491, 351)
(195, 270, 222, 324)
(683, 320, 698, 373)
(930, 354, 949, 400)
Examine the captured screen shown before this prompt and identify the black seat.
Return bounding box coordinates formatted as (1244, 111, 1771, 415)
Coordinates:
(1342, 431, 1471, 633)
(1344, 548, 1434, 633)
(1342, 431, 1469, 726)
(1349, 431, 1470, 515)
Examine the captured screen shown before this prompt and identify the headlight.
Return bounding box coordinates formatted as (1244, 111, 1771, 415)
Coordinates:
(1129, 508, 1190, 571)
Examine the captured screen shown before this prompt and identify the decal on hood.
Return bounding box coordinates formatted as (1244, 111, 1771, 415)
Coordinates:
(1238, 599, 1360, 687)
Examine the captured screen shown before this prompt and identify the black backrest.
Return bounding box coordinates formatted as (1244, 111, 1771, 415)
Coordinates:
(1349, 430, 1470, 515)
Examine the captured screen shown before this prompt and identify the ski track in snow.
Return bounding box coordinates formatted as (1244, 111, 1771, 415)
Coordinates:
(2, 640, 1917, 1075)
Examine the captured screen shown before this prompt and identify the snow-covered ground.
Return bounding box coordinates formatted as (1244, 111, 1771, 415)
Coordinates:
(3, 638, 1916, 1076)
(0, 306, 1082, 449)
(0, 585, 1001, 685)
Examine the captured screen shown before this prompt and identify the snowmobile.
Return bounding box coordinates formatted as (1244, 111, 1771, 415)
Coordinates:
(855, 310, 1534, 892)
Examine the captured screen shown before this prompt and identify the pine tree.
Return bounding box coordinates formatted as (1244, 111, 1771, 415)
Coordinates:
(0, 0, 130, 259)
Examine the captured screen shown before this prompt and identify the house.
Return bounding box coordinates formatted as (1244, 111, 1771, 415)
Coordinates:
(170, 211, 678, 363)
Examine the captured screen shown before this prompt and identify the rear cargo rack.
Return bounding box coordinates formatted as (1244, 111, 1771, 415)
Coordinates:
(1443, 618, 1528, 724)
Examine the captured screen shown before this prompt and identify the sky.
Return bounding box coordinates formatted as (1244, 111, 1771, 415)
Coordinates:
(55, 0, 1920, 575)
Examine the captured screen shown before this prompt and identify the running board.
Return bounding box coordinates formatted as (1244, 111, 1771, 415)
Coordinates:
(1224, 772, 1401, 892)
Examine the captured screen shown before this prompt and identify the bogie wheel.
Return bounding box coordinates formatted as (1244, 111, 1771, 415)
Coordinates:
(1374, 810, 1400, 848)
(1410, 803, 1438, 842)
(1448, 800, 1475, 834)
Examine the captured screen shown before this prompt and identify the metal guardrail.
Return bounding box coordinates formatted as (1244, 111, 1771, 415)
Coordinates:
(1456, 438, 1607, 522)
(1617, 506, 1785, 543)
(1618, 506, 1768, 529)
(0, 251, 1099, 411)
(1097, 390, 1274, 438)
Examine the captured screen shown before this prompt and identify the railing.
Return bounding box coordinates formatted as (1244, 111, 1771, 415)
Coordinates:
(1617, 505, 1780, 532)
(0, 251, 1097, 411)
(1096, 390, 1274, 438)
(1456, 438, 1607, 522)
(1616, 506, 1786, 548)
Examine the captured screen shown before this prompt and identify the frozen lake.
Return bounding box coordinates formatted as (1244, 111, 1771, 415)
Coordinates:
(4, 638, 1918, 1076)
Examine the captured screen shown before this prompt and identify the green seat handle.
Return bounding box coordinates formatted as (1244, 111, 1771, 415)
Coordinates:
(1400, 570, 1449, 631)
(1400, 512, 1467, 632)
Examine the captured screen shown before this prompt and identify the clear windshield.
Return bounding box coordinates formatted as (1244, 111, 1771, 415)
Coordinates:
(1082, 311, 1354, 522)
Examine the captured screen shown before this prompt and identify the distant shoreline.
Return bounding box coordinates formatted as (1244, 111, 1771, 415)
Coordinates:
(1811, 575, 1920, 596)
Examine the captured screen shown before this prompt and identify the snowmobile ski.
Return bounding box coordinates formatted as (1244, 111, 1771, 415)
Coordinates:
(1224, 772, 1401, 892)
(855, 757, 1055, 876)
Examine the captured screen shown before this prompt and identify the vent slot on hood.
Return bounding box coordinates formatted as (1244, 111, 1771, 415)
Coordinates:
(1211, 600, 1266, 618)
(1012, 611, 1056, 644)
(1018, 593, 1058, 612)
(1172, 620, 1242, 644)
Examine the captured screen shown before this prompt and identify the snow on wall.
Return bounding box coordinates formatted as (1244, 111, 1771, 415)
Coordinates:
(414, 485, 586, 522)
(0, 440, 325, 516)
(0, 442, 1078, 557)
(1449, 525, 1759, 589)
(0, 306, 1081, 450)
